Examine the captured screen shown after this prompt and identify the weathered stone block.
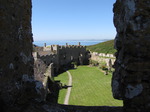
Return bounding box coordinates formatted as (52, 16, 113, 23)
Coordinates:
(112, 0, 150, 111)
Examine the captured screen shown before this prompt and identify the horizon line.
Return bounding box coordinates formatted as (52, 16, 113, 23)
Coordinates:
(33, 38, 114, 42)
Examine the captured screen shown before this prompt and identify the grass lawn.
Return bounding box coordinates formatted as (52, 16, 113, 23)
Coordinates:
(55, 66, 123, 106)
(54, 72, 68, 104)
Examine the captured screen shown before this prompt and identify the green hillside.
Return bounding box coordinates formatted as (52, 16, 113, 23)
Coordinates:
(87, 40, 116, 54)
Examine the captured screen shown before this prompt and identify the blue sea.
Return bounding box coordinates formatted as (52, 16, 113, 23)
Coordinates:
(33, 39, 109, 47)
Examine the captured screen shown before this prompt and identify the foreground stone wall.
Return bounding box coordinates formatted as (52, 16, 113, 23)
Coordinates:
(1, 0, 149, 111)
(112, 0, 150, 111)
(0, 0, 44, 111)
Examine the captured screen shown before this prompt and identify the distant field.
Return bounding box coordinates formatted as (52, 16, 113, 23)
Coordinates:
(55, 66, 123, 106)
(87, 40, 116, 54)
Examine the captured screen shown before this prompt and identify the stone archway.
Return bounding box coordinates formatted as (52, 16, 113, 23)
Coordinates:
(0, 0, 150, 112)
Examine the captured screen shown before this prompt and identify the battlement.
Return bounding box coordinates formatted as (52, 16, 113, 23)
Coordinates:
(43, 44, 86, 53)
(44, 45, 59, 51)
(59, 45, 86, 49)
(34, 42, 90, 74)
(1, 0, 150, 112)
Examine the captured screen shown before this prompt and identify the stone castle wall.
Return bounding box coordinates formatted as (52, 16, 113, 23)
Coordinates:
(33, 44, 90, 74)
(112, 0, 150, 111)
(0, 0, 42, 111)
(59, 45, 89, 66)
(1, 0, 150, 111)
(90, 52, 115, 68)
(33, 44, 89, 104)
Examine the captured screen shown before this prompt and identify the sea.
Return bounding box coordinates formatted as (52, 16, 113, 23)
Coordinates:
(33, 39, 110, 47)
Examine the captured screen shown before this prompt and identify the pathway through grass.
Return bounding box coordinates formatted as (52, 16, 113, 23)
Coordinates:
(55, 66, 123, 106)
(64, 71, 72, 105)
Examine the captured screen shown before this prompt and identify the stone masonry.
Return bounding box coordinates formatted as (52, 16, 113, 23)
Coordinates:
(112, 0, 150, 111)
(0, 0, 32, 108)
(1, 0, 150, 112)
(90, 52, 115, 68)
(33, 44, 90, 104)
(1, 0, 121, 112)
(0, 0, 47, 111)
(33, 44, 90, 74)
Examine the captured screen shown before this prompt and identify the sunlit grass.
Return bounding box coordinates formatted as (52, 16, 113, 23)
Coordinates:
(54, 72, 68, 104)
(55, 66, 123, 106)
(69, 66, 122, 106)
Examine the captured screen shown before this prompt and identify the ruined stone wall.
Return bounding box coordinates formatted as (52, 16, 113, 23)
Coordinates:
(90, 54, 115, 68)
(90, 52, 115, 68)
(34, 45, 89, 74)
(34, 58, 47, 82)
(59, 45, 88, 65)
(3, 0, 150, 111)
(1, 0, 123, 112)
(40, 54, 58, 66)
(112, 0, 150, 111)
(0, 0, 46, 111)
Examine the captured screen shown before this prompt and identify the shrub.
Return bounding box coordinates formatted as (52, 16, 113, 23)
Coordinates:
(89, 60, 99, 66)
(101, 65, 108, 71)
(71, 61, 78, 68)
(99, 62, 109, 71)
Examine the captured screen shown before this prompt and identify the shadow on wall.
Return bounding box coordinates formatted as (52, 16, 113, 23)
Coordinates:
(33, 44, 91, 75)
(2, 0, 150, 111)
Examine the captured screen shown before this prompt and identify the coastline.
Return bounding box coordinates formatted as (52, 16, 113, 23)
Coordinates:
(33, 39, 110, 47)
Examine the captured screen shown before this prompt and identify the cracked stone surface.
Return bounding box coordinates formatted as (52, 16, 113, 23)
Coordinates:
(112, 0, 150, 111)
(1, 0, 150, 112)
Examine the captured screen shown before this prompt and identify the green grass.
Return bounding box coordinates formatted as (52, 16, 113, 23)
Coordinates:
(87, 40, 116, 54)
(69, 66, 122, 106)
(54, 72, 68, 104)
(55, 66, 123, 106)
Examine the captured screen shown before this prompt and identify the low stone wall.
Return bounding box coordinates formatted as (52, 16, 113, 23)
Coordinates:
(90, 52, 115, 68)
(92, 52, 115, 58)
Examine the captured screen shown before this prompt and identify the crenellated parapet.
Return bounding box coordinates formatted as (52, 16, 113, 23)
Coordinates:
(51, 45, 86, 50)
(34, 43, 90, 74)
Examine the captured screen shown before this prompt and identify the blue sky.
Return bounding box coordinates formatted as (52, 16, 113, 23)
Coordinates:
(32, 0, 116, 41)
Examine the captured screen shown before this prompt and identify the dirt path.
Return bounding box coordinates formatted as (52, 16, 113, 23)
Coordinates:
(64, 71, 72, 105)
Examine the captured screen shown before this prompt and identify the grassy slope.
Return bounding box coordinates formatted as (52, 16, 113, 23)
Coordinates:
(56, 66, 122, 106)
(54, 72, 68, 104)
(87, 40, 116, 54)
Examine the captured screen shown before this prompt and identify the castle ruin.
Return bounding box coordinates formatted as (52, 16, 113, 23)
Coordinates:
(33, 44, 90, 75)
(0, 0, 150, 112)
